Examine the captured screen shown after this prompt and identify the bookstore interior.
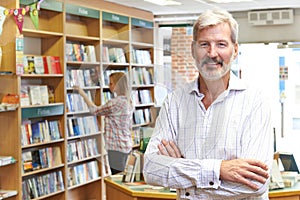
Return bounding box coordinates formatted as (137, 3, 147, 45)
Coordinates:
(0, 0, 300, 199)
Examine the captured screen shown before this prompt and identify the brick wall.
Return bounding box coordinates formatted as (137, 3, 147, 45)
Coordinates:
(171, 27, 198, 89)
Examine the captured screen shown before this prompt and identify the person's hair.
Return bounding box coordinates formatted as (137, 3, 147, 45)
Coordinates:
(193, 9, 239, 44)
(109, 72, 131, 102)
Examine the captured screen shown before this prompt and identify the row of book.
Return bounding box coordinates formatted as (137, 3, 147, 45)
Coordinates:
(66, 43, 97, 63)
(0, 156, 16, 166)
(132, 67, 154, 85)
(66, 92, 92, 113)
(66, 68, 100, 88)
(0, 189, 17, 199)
(131, 49, 152, 65)
(67, 138, 99, 163)
(131, 127, 154, 149)
(102, 91, 113, 104)
(102, 46, 127, 63)
(123, 151, 144, 183)
(131, 129, 140, 146)
(22, 146, 62, 173)
(133, 108, 151, 125)
(124, 129, 154, 183)
(20, 85, 54, 106)
(93, 89, 153, 106)
(68, 160, 99, 187)
(21, 120, 62, 146)
(132, 89, 153, 105)
(67, 116, 99, 137)
(23, 55, 62, 75)
(22, 171, 64, 200)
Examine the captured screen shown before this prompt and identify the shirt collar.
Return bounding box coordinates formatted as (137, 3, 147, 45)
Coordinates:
(189, 71, 247, 96)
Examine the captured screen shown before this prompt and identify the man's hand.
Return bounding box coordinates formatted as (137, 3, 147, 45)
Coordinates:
(220, 159, 269, 190)
(158, 139, 182, 158)
(158, 139, 269, 190)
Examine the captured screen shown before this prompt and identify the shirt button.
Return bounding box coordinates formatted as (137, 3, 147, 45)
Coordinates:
(209, 181, 214, 186)
(185, 192, 190, 196)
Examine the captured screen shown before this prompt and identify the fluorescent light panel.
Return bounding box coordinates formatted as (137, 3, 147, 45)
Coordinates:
(144, 0, 182, 6)
(208, 0, 253, 3)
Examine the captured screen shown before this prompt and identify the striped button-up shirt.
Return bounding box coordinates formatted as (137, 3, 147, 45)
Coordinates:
(143, 73, 273, 200)
(90, 95, 133, 153)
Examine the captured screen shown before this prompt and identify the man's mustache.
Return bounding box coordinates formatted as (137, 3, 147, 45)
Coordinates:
(201, 57, 223, 66)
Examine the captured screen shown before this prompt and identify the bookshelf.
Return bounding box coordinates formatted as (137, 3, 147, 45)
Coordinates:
(20, 1, 66, 200)
(130, 18, 155, 147)
(0, 0, 154, 199)
(0, 75, 19, 200)
(64, 4, 103, 200)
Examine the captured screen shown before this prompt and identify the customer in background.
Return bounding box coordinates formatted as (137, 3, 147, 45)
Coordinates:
(74, 72, 134, 175)
(143, 9, 273, 199)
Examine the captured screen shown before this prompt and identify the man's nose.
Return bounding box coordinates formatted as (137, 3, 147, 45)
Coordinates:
(207, 44, 218, 58)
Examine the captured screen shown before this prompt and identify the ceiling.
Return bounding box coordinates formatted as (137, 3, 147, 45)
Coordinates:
(105, 0, 300, 23)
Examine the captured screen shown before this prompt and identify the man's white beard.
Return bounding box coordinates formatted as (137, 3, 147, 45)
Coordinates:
(196, 53, 235, 81)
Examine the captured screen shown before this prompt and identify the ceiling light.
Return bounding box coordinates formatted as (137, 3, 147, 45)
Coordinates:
(207, 0, 253, 3)
(144, 0, 182, 6)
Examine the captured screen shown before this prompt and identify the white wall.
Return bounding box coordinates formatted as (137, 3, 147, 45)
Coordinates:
(239, 43, 300, 165)
(233, 9, 300, 43)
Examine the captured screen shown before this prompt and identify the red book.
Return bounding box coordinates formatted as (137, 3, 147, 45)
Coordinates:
(43, 56, 49, 74)
(44, 56, 62, 74)
(53, 56, 62, 74)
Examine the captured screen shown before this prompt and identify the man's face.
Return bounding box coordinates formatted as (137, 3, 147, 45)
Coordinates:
(192, 22, 238, 81)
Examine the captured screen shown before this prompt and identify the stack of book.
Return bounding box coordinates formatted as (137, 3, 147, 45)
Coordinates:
(0, 156, 16, 166)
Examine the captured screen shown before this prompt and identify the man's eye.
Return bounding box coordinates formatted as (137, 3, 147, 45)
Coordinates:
(217, 43, 227, 48)
(199, 43, 208, 48)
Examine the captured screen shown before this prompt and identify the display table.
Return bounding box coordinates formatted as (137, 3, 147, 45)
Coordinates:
(269, 182, 300, 200)
(105, 177, 300, 200)
(105, 177, 176, 200)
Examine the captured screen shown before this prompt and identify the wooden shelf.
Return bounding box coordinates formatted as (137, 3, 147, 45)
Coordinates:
(0, 0, 154, 199)
(22, 29, 63, 38)
(22, 164, 65, 177)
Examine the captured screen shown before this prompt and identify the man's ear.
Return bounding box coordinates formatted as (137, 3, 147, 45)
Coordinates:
(233, 43, 239, 59)
(191, 42, 196, 59)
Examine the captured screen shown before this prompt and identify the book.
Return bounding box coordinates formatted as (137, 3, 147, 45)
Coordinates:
(34, 56, 44, 74)
(31, 150, 41, 170)
(52, 146, 62, 166)
(39, 85, 49, 105)
(122, 153, 138, 182)
(48, 120, 62, 140)
(23, 121, 33, 144)
(133, 151, 142, 181)
(85, 45, 96, 62)
(43, 56, 62, 74)
(28, 85, 42, 105)
(22, 151, 33, 172)
(20, 85, 30, 106)
(65, 43, 74, 61)
(0, 190, 17, 198)
(21, 124, 29, 146)
(31, 122, 42, 143)
(0, 156, 15, 166)
(102, 46, 109, 62)
(25, 55, 35, 74)
(39, 148, 48, 168)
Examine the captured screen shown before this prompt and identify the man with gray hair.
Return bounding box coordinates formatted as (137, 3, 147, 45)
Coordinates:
(143, 9, 273, 199)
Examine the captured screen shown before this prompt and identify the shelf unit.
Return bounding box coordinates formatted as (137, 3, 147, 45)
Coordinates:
(20, 1, 66, 200)
(0, 1, 23, 200)
(0, 75, 20, 200)
(64, 4, 103, 200)
(130, 18, 155, 148)
(0, 0, 154, 199)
